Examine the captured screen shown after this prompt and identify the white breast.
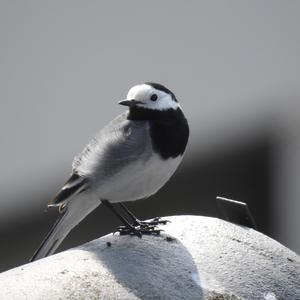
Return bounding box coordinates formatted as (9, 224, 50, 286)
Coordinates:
(94, 153, 183, 203)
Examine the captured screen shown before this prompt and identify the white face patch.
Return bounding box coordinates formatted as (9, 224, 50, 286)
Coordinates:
(126, 84, 181, 111)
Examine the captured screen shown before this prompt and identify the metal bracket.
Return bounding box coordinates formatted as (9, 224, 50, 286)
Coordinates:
(216, 196, 257, 229)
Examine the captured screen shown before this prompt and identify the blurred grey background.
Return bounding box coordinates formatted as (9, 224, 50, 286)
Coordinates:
(0, 1, 300, 272)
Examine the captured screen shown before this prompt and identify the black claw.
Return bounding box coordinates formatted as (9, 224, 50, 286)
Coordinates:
(117, 225, 142, 238)
(138, 217, 170, 227)
(116, 224, 163, 237)
(113, 217, 168, 238)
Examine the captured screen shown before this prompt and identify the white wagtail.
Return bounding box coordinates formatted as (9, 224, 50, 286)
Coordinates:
(30, 82, 189, 261)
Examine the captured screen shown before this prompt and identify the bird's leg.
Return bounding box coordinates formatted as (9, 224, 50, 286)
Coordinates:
(101, 200, 142, 238)
(118, 203, 139, 225)
(118, 203, 169, 228)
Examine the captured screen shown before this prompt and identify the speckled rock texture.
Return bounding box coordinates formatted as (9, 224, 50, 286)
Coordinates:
(0, 216, 299, 300)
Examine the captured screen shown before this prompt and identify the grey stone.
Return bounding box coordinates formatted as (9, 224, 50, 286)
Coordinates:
(0, 216, 299, 299)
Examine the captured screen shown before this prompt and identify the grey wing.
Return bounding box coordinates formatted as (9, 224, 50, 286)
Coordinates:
(72, 112, 152, 181)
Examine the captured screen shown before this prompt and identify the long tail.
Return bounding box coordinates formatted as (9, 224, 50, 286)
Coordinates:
(30, 197, 100, 262)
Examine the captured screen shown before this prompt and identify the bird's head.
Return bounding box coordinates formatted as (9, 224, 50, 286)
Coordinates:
(118, 82, 180, 112)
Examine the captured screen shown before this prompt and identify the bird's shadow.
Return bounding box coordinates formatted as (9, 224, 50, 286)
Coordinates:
(81, 233, 204, 299)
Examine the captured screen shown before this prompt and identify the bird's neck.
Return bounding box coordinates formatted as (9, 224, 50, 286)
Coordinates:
(127, 107, 182, 122)
(127, 107, 189, 160)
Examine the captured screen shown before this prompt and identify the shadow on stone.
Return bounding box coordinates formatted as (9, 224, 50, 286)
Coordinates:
(85, 233, 204, 299)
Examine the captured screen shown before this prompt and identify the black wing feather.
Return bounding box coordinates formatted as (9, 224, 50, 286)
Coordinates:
(48, 173, 89, 206)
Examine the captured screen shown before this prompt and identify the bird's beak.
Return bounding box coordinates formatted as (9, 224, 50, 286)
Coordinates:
(118, 99, 143, 107)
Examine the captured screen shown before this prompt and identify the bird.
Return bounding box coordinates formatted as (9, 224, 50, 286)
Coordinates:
(30, 82, 189, 261)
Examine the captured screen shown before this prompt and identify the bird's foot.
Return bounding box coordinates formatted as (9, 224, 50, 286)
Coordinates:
(133, 217, 170, 227)
(116, 225, 142, 238)
(116, 223, 163, 238)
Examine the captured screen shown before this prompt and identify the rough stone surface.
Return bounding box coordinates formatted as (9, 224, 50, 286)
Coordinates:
(0, 215, 299, 300)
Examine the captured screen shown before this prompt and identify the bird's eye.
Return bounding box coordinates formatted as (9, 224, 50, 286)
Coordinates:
(150, 94, 158, 101)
